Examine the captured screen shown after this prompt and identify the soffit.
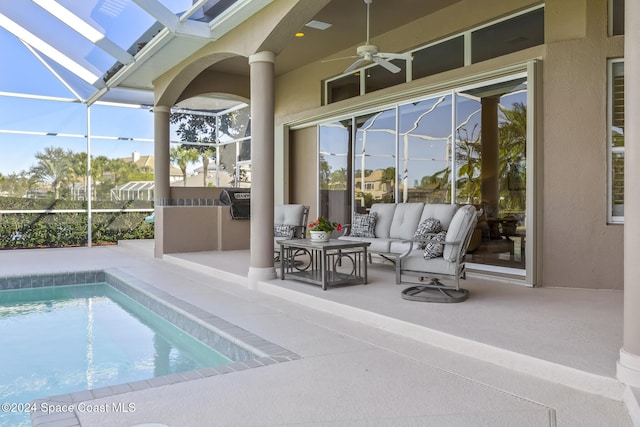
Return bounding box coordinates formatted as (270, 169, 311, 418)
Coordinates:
(272, 0, 462, 76)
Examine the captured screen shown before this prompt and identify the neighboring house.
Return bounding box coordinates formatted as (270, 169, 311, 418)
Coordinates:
(120, 152, 183, 182)
(354, 170, 393, 201)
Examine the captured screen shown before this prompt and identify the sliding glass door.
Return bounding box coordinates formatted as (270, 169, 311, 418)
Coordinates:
(317, 72, 531, 276)
(456, 79, 528, 271)
(398, 94, 453, 204)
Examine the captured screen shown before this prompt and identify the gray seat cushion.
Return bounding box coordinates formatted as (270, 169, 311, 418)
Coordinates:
(274, 204, 305, 226)
(443, 205, 477, 261)
(389, 203, 424, 240)
(369, 203, 396, 238)
(338, 236, 391, 253)
(400, 254, 458, 276)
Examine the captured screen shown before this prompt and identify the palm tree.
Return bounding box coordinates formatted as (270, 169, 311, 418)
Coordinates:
(419, 103, 526, 208)
(30, 147, 72, 199)
(69, 152, 88, 200)
(90, 155, 110, 200)
(380, 167, 396, 201)
(329, 168, 348, 190)
(319, 155, 331, 189)
(455, 124, 481, 203)
(199, 144, 216, 186)
(498, 102, 527, 211)
(170, 146, 199, 186)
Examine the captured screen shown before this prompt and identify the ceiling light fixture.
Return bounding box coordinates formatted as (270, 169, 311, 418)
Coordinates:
(0, 13, 100, 84)
(33, 0, 104, 43)
(305, 20, 332, 30)
(295, 32, 304, 37)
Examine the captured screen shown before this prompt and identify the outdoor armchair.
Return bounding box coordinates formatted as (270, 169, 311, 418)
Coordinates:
(396, 205, 479, 303)
(273, 204, 310, 262)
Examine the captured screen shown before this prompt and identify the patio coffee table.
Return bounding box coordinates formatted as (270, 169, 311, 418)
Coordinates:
(278, 239, 370, 290)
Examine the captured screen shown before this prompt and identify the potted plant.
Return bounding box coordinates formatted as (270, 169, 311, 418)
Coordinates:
(308, 217, 342, 242)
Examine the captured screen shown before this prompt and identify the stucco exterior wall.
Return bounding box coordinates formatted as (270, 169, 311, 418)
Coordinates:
(275, 0, 625, 289)
(289, 127, 319, 221)
(542, 0, 624, 288)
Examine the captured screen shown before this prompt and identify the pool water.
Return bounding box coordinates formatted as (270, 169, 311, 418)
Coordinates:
(0, 283, 231, 427)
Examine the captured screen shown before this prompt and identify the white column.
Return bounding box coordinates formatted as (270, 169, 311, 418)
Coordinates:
(154, 105, 171, 258)
(618, 0, 640, 387)
(247, 51, 277, 285)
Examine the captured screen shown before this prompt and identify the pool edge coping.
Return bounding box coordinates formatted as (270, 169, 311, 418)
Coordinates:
(0, 269, 300, 427)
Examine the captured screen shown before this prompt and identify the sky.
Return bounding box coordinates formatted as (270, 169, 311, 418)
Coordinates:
(0, 94, 156, 175)
(0, 1, 199, 175)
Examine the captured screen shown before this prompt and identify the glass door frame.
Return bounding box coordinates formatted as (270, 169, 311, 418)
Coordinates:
(312, 61, 538, 286)
(452, 70, 532, 282)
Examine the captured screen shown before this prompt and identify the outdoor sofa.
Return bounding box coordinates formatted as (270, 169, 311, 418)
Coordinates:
(339, 202, 479, 301)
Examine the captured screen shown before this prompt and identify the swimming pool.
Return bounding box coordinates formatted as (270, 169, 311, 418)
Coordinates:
(0, 270, 300, 427)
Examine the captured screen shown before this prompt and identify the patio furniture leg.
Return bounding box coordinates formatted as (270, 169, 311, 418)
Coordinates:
(401, 279, 469, 303)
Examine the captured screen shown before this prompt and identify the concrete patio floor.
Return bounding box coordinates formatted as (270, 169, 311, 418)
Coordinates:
(0, 240, 636, 426)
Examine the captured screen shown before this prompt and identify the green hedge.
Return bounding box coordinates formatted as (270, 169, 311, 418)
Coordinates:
(0, 198, 153, 249)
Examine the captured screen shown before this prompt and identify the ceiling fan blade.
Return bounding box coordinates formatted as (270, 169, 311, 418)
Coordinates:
(372, 56, 401, 73)
(378, 52, 413, 61)
(344, 57, 370, 73)
(321, 55, 360, 64)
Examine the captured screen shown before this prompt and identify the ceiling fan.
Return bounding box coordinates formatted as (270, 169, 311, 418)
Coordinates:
(334, 0, 413, 74)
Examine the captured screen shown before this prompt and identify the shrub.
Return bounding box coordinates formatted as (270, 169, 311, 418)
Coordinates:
(0, 197, 153, 249)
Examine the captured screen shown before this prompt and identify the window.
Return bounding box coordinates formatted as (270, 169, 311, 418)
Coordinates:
(611, 0, 625, 36)
(609, 60, 624, 222)
(319, 120, 353, 226)
(355, 109, 397, 208)
(318, 73, 530, 273)
(398, 94, 453, 203)
(326, 74, 360, 104)
(471, 8, 544, 64)
(412, 36, 464, 80)
(324, 7, 544, 105)
(364, 60, 407, 93)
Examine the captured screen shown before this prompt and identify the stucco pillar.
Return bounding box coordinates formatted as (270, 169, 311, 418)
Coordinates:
(481, 96, 500, 218)
(247, 51, 276, 285)
(153, 105, 171, 258)
(618, 0, 640, 387)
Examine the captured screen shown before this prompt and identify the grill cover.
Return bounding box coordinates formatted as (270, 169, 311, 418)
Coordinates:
(219, 189, 251, 219)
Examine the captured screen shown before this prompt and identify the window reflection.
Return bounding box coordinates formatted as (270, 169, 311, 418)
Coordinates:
(318, 77, 529, 272)
(319, 120, 352, 228)
(355, 109, 397, 209)
(610, 61, 624, 219)
(398, 95, 452, 203)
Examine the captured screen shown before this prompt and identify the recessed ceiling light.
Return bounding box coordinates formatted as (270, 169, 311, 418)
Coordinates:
(305, 20, 332, 30)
